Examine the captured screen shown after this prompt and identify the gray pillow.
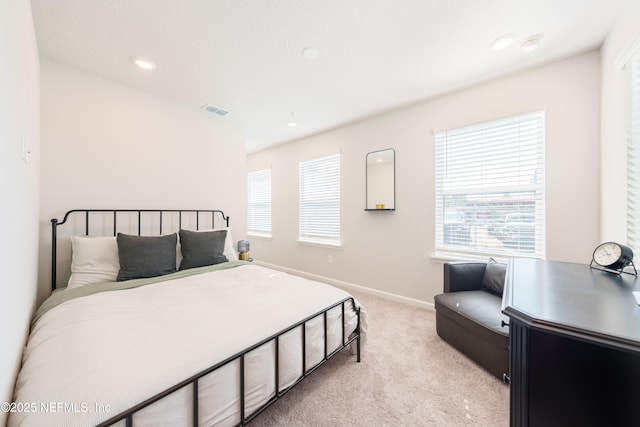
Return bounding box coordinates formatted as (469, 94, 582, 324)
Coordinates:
(179, 229, 228, 270)
(116, 233, 177, 281)
(482, 257, 507, 296)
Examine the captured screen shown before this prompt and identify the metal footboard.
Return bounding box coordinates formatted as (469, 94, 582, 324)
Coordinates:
(95, 297, 361, 427)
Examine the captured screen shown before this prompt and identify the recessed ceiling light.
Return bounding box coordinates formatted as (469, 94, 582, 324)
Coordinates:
(302, 46, 320, 60)
(491, 34, 515, 51)
(131, 56, 157, 70)
(288, 112, 298, 127)
(201, 104, 230, 116)
(520, 35, 542, 53)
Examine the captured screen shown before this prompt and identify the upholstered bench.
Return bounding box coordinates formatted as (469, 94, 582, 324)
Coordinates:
(434, 260, 510, 382)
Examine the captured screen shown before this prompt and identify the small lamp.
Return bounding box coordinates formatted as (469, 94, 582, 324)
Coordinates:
(237, 240, 250, 261)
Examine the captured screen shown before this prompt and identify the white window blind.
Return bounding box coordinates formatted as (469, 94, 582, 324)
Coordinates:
(299, 153, 341, 245)
(628, 53, 640, 251)
(247, 168, 272, 237)
(435, 112, 545, 258)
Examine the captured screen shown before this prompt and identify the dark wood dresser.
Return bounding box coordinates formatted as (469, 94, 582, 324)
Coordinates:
(502, 259, 640, 427)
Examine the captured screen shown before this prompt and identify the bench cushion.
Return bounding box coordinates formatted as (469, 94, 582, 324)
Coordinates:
(434, 290, 509, 349)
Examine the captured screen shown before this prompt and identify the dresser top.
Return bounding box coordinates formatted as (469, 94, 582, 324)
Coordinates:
(502, 258, 640, 349)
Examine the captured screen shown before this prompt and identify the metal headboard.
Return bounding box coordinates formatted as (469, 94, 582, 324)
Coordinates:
(51, 209, 230, 292)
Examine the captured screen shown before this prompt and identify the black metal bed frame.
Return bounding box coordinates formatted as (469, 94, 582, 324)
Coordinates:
(50, 209, 362, 426)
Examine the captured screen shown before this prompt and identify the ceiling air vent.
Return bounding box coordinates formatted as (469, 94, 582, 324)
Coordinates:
(201, 104, 230, 116)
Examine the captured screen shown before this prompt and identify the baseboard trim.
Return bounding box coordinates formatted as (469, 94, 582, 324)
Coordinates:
(255, 261, 435, 311)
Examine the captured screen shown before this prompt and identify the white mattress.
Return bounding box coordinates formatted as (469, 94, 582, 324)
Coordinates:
(9, 264, 366, 426)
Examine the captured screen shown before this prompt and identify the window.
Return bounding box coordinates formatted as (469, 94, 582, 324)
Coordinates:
(299, 153, 341, 245)
(435, 112, 545, 258)
(628, 52, 640, 251)
(247, 169, 272, 237)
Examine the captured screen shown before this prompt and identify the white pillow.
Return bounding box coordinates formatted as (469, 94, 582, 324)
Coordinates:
(217, 227, 238, 260)
(176, 227, 237, 264)
(67, 236, 119, 289)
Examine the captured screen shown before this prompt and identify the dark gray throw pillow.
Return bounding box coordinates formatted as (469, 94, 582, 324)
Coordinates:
(179, 229, 228, 270)
(116, 233, 177, 281)
(482, 257, 507, 296)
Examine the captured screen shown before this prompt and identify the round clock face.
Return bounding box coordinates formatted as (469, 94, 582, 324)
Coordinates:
(593, 242, 622, 267)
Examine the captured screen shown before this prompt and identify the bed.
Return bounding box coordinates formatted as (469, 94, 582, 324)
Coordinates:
(9, 209, 366, 426)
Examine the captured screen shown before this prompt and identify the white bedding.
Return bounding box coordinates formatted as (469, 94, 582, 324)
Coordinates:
(9, 264, 367, 426)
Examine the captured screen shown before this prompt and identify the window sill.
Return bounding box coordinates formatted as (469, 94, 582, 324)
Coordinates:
(431, 251, 541, 264)
(430, 253, 501, 264)
(247, 233, 272, 240)
(297, 239, 342, 249)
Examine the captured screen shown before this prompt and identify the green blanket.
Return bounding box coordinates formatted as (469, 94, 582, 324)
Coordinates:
(33, 260, 248, 329)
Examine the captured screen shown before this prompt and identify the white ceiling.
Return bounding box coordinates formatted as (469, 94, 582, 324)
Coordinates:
(31, 0, 632, 153)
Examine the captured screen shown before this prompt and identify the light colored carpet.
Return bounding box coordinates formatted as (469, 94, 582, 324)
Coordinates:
(251, 289, 510, 426)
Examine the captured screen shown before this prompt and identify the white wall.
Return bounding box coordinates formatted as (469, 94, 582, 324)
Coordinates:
(248, 50, 601, 305)
(601, 2, 640, 244)
(0, 1, 40, 423)
(39, 60, 247, 303)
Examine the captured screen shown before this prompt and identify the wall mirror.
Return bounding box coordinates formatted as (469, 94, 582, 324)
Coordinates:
(366, 148, 395, 210)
